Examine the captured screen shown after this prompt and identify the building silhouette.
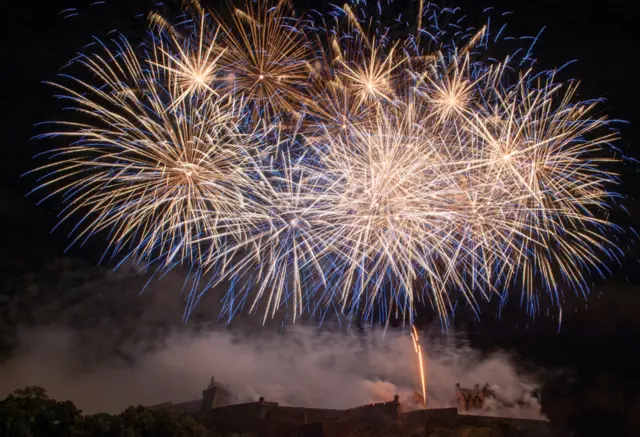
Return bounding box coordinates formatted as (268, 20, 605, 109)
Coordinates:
(150, 378, 552, 437)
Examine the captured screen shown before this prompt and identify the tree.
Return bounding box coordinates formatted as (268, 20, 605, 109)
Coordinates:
(0, 386, 82, 437)
(75, 413, 124, 437)
(119, 406, 207, 437)
(1, 387, 207, 437)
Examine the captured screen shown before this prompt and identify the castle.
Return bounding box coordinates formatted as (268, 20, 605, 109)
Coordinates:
(455, 382, 492, 412)
(150, 378, 552, 436)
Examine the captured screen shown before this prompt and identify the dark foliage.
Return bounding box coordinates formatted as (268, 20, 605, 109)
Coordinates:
(0, 387, 207, 437)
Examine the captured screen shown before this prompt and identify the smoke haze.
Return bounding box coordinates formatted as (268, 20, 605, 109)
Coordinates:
(0, 252, 543, 420)
(0, 324, 543, 419)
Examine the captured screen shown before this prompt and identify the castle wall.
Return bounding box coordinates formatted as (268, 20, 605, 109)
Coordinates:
(297, 422, 325, 437)
(401, 409, 552, 437)
(265, 408, 308, 437)
(462, 415, 552, 436)
(204, 401, 277, 435)
(269, 406, 345, 424)
(346, 401, 400, 423)
(401, 409, 429, 429)
(321, 420, 359, 437)
(188, 377, 552, 437)
(198, 402, 552, 437)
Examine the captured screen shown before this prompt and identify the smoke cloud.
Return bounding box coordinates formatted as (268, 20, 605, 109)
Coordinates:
(0, 254, 543, 420)
(0, 324, 543, 419)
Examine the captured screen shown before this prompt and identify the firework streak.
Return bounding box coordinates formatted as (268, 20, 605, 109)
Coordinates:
(30, 0, 626, 327)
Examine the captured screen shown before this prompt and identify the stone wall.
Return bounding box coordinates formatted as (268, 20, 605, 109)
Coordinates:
(198, 398, 551, 437)
(204, 401, 276, 435)
(346, 401, 400, 423)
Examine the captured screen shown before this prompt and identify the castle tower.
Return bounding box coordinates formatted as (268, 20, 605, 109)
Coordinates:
(200, 377, 231, 412)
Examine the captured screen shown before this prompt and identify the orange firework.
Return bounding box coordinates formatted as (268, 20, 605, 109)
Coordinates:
(411, 326, 427, 409)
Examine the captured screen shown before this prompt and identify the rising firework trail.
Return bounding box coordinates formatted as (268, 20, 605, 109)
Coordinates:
(412, 326, 427, 409)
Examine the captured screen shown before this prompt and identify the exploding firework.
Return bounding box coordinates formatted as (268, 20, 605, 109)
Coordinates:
(149, 13, 225, 109)
(30, 36, 267, 270)
(30, 0, 626, 326)
(214, 0, 313, 125)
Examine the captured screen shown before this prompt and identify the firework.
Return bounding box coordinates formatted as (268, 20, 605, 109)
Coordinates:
(412, 326, 427, 409)
(214, 0, 314, 125)
(317, 103, 454, 318)
(197, 144, 341, 323)
(30, 36, 267, 270)
(149, 13, 225, 109)
(31, 0, 625, 326)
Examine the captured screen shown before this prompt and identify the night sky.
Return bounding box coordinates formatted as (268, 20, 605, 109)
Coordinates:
(2, 1, 640, 436)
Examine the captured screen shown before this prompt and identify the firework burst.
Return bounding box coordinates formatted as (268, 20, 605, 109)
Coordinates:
(30, 0, 627, 326)
(31, 36, 266, 269)
(214, 0, 313, 125)
(149, 13, 225, 108)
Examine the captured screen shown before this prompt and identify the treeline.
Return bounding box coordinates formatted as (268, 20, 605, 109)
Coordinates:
(0, 386, 207, 437)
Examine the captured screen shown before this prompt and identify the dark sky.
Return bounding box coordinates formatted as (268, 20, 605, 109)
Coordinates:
(4, 0, 639, 294)
(4, 0, 639, 248)
(2, 0, 640, 434)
